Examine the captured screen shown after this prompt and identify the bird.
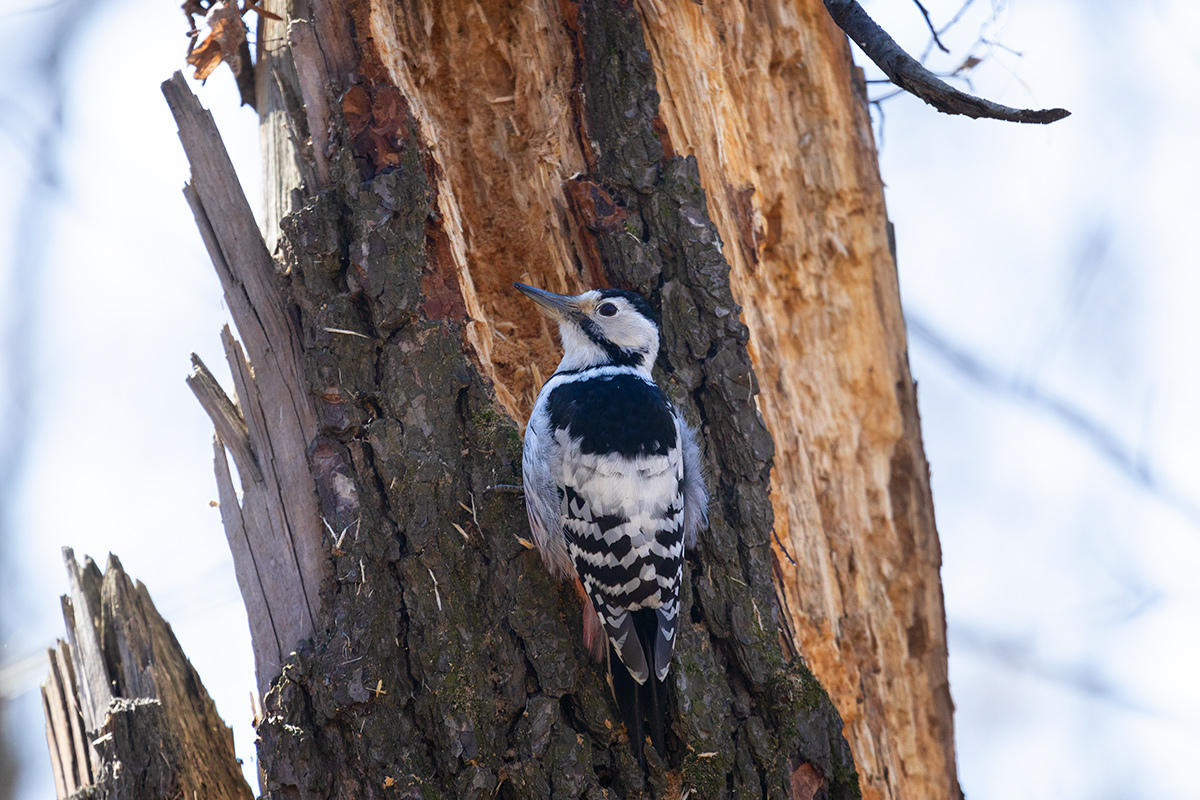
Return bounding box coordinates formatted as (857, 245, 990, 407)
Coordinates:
(514, 281, 709, 763)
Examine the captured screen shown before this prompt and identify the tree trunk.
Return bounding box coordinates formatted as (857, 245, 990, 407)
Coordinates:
(136, 1, 954, 799)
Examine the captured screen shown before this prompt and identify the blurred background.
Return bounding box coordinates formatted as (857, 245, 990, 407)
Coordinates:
(1, 0, 1197, 798)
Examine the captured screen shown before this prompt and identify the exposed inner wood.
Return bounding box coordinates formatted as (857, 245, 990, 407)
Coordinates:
(635, 4, 956, 799)
(258, 0, 956, 796)
(258, 0, 313, 252)
(366, 0, 592, 420)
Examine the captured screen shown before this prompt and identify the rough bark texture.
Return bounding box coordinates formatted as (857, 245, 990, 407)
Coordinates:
(165, 0, 956, 799)
(40, 550, 252, 800)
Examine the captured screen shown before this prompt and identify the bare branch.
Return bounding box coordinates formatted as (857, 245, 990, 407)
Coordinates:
(824, 0, 1069, 123)
(920, 0, 980, 61)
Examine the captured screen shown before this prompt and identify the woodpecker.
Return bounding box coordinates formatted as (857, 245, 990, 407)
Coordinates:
(515, 281, 708, 762)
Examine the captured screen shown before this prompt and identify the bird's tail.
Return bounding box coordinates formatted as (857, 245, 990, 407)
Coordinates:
(609, 608, 667, 765)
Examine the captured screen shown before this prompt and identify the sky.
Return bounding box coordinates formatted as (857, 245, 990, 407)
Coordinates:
(1, 1, 1198, 799)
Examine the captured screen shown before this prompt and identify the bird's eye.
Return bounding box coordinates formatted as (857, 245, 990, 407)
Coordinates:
(598, 302, 618, 317)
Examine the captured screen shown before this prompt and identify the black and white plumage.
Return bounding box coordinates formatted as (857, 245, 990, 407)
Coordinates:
(515, 282, 708, 761)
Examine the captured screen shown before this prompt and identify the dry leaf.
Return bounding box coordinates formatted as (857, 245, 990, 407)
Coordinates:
(185, 1, 247, 81)
(183, 0, 256, 106)
(953, 55, 984, 76)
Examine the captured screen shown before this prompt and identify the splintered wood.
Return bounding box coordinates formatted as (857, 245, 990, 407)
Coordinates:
(366, 0, 593, 424)
(228, 0, 956, 796)
(165, 73, 326, 697)
(41, 640, 93, 797)
(42, 550, 252, 800)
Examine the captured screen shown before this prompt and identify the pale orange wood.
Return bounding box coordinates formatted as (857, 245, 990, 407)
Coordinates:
(634, 2, 958, 798)
(365, 0, 593, 422)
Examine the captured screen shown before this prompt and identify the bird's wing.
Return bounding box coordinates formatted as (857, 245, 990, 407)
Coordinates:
(561, 472, 654, 685)
(564, 442, 684, 685)
(654, 603, 680, 682)
(677, 412, 709, 548)
(522, 406, 574, 579)
(650, 429, 688, 681)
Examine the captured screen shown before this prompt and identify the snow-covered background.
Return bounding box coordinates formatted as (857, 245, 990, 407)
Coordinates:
(2, 1, 1197, 798)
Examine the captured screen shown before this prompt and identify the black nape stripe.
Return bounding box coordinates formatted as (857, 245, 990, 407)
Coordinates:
(578, 316, 645, 368)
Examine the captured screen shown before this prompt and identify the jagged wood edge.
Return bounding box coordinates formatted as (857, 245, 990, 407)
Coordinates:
(42, 550, 253, 800)
(166, 72, 327, 697)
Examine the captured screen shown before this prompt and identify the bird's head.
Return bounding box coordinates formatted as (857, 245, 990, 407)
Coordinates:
(514, 282, 660, 373)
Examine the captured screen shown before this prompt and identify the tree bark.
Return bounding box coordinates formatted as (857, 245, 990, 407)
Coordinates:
(160, 0, 956, 799)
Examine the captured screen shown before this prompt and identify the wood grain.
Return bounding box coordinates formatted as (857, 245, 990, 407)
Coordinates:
(173, 0, 957, 794)
(42, 551, 252, 800)
(41, 640, 91, 798)
(167, 74, 326, 695)
(333, 2, 960, 797)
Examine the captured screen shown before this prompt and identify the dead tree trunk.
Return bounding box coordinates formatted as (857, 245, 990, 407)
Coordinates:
(47, 1, 955, 799)
(40, 550, 252, 800)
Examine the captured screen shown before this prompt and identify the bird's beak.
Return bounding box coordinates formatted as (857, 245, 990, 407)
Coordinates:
(513, 282, 580, 319)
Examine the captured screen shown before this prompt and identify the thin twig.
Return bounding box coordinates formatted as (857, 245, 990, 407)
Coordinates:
(323, 327, 371, 339)
(824, 0, 1069, 123)
(427, 568, 443, 610)
(921, 0, 981, 61)
(911, 0, 950, 53)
